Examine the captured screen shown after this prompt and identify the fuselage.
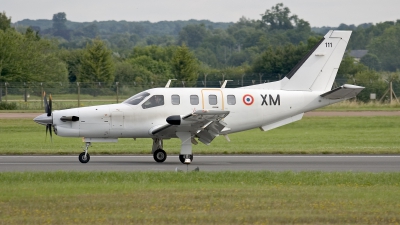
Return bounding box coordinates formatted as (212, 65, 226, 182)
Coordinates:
(51, 87, 340, 139)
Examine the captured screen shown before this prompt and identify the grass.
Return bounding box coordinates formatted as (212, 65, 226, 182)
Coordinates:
(0, 171, 399, 224)
(1, 116, 400, 155)
(317, 100, 400, 111)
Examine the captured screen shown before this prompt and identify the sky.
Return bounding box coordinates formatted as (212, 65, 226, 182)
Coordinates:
(1, 0, 399, 27)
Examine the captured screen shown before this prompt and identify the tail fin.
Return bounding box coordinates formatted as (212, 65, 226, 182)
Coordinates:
(281, 30, 352, 92)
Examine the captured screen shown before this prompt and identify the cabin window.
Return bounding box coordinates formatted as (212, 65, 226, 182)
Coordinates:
(190, 95, 199, 105)
(209, 95, 217, 105)
(123, 92, 150, 105)
(171, 95, 180, 105)
(142, 95, 164, 109)
(227, 95, 236, 105)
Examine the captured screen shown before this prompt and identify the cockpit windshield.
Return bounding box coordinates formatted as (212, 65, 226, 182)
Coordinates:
(123, 92, 150, 105)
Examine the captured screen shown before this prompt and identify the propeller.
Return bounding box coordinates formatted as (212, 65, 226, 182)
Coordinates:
(33, 92, 55, 142)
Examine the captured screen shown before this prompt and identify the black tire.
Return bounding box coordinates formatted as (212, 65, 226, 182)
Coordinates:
(79, 152, 90, 163)
(179, 154, 193, 164)
(153, 149, 167, 163)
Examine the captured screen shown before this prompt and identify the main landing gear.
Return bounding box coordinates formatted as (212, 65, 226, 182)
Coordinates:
(152, 138, 167, 162)
(152, 132, 195, 164)
(153, 149, 167, 162)
(79, 142, 91, 163)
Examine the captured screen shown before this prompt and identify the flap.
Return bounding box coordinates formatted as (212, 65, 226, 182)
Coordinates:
(151, 110, 230, 145)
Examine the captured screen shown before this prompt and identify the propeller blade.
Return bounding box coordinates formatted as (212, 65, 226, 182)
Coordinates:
(46, 124, 53, 143)
(48, 94, 52, 117)
(45, 124, 49, 140)
(49, 124, 53, 143)
(43, 92, 49, 114)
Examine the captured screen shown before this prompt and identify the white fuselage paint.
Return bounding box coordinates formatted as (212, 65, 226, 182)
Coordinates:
(52, 87, 340, 140)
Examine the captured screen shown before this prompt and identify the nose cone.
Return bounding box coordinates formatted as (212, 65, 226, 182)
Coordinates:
(34, 113, 53, 125)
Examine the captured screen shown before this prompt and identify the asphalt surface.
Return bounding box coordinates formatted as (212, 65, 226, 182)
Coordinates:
(0, 155, 399, 172)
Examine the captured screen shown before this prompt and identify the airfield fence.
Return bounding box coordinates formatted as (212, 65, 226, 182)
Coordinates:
(0, 78, 399, 110)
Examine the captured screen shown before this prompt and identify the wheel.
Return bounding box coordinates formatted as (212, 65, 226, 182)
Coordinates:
(179, 154, 193, 164)
(153, 149, 167, 163)
(79, 152, 90, 163)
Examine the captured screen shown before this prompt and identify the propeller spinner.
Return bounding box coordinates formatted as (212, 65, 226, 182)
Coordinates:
(33, 92, 54, 141)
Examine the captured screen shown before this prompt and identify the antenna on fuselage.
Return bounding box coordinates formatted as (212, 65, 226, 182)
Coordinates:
(165, 79, 177, 88)
(221, 80, 233, 88)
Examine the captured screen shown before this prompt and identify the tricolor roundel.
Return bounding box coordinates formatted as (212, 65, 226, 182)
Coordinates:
(242, 94, 254, 106)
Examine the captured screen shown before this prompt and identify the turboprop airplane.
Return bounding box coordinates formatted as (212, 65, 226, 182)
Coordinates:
(34, 30, 363, 164)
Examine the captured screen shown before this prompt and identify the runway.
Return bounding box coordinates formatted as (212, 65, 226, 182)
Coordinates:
(0, 155, 399, 172)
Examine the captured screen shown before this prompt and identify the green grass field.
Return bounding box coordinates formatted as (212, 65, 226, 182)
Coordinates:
(0, 116, 399, 155)
(0, 171, 399, 224)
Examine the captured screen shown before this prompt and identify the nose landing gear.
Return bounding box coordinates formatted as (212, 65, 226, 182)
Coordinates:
(79, 142, 91, 163)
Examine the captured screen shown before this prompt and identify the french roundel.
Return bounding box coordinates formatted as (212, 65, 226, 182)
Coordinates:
(242, 94, 254, 105)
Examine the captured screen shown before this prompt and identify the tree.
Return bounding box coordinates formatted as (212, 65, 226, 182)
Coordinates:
(261, 3, 298, 30)
(114, 61, 135, 84)
(25, 27, 40, 41)
(337, 55, 367, 79)
(347, 70, 386, 102)
(195, 48, 219, 68)
(360, 53, 381, 71)
(52, 12, 70, 40)
(0, 28, 68, 83)
(79, 39, 115, 84)
(74, 24, 99, 39)
(129, 55, 173, 82)
(171, 45, 199, 85)
(52, 12, 67, 31)
(131, 45, 176, 62)
(0, 11, 11, 31)
(368, 25, 400, 72)
(252, 37, 319, 80)
(178, 24, 208, 48)
(59, 49, 84, 82)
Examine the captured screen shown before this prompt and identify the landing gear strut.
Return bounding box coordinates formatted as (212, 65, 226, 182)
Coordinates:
(176, 132, 193, 164)
(79, 142, 91, 163)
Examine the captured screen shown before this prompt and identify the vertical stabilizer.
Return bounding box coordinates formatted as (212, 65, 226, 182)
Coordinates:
(282, 30, 351, 92)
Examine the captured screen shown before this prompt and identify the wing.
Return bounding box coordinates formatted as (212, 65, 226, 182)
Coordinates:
(150, 110, 230, 145)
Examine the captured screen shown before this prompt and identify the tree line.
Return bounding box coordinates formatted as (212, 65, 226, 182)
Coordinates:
(2, 3, 400, 102)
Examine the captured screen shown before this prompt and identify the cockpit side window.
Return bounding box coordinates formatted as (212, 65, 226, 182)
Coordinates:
(123, 92, 150, 105)
(142, 95, 164, 109)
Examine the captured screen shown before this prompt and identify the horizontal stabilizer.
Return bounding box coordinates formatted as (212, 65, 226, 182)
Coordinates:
(320, 84, 364, 99)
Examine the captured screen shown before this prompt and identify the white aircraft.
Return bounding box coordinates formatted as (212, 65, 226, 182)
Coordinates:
(34, 30, 363, 164)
